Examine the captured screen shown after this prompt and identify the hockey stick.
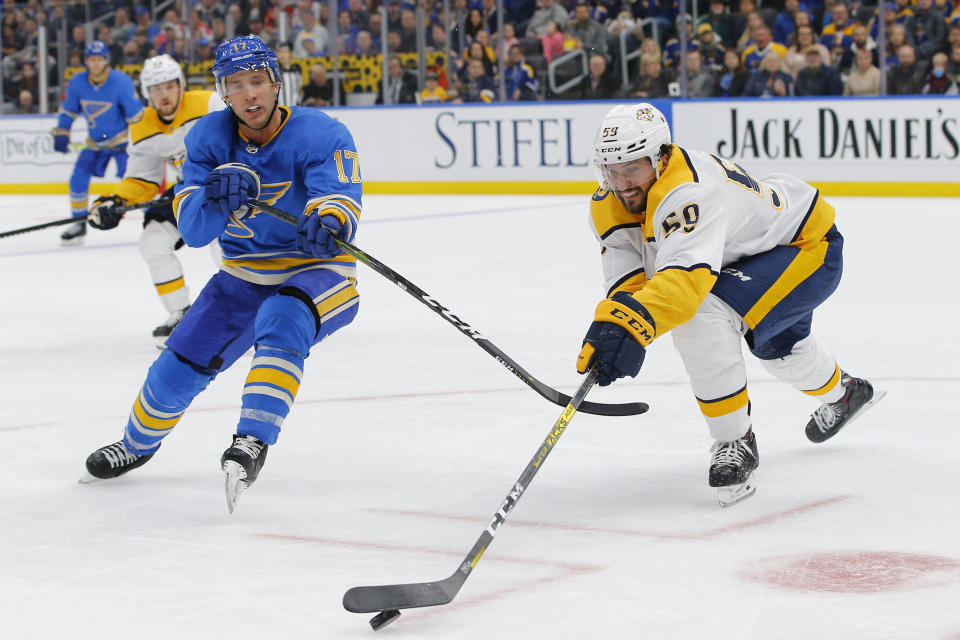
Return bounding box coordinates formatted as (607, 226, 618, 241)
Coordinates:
(342, 367, 600, 630)
(0, 198, 174, 239)
(249, 198, 647, 417)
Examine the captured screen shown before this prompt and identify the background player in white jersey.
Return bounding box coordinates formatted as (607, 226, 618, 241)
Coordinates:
(86, 54, 226, 345)
(81, 36, 362, 514)
(576, 104, 884, 507)
(51, 41, 143, 246)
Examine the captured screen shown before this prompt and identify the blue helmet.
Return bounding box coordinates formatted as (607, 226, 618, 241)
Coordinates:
(84, 40, 109, 59)
(212, 35, 280, 96)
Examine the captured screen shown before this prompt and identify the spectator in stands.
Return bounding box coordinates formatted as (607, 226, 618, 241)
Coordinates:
(947, 45, 960, 82)
(526, 0, 569, 37)
(276, 43, 303, 106)
(419, 71, 448, 103)
(630, 52, 674, 98)
(301, 62, 337, 106)
(575, 52, 618, 99)
(121, 40, 141, 65)
(785, 24, 830, 78)
(774, 0, 808, 46)
(885, 24, 912, 69)
(701, 0, 737, 49)
(843, 47, 882, 94)
(735, 10, 765, 53)
(354, 30, 377, 56)
(905, 0, 947, 60)
(134, 6, 159, 45)
(496, 22, 520, 59)
(685, 49, 716, 97)
(464, 9, 486, 42)
(17, 88, 37, 113)
(742, 24, 787, 72)
(96, 25, 123, 65)
(461, 40, 496, 80)
(195, 37, 214, 62)
(294, 8, 329, 57)
(69, 23, 86, 52)
(504, 43, 540, 100)
(461, 57, 496, 102)
(887, 44, 928, 93)
(568, 2, 608, 60)
(715, 47, 750, 96)
(794, 46, 843, 94)
(541, 20, 564, 63)
(922, 52, 957, 93)
(822, 2, 855, 41)
(696, 23, 726, 71)
(196, 0, 226, 25)
(376, 55, 419, 104)
(837, 23, 877, 74)
(112, 7, 136, 44)
(744, 50, 793, 96)
(664, 16, 701, 68)
(398, 8, 418, 52)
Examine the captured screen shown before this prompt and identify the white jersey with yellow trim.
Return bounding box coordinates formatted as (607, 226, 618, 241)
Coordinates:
(589, 144, 835, 345)
(115, 90, 226, 204)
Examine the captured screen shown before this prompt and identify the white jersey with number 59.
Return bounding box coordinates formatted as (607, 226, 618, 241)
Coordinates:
(589, 144, 836, 346)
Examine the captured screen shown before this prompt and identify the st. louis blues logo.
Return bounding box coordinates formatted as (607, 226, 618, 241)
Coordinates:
(225, 181, 291, 238)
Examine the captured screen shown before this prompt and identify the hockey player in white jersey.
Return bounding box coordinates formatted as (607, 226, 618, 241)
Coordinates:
(86, 54, 225, 345)
(576, 104, 884, 507)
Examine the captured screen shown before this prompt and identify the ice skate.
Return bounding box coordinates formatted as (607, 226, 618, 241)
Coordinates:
(806, 374, 886, 443)
(60, 221, 87, 246)
(152, 305, 190, 349)
(80, 441, 154, 483)
(221, 434, 269, 514)
(709, 428, 758, 507)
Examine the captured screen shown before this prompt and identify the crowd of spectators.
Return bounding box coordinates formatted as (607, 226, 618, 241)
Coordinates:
(2, 0, 959, 111)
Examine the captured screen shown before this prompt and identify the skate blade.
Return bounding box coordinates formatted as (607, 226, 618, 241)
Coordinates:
(717, 472, 757, 508)
(223, 460, 248, 514)
(849, 388, 887, 427)
(78, 469, 101, 484)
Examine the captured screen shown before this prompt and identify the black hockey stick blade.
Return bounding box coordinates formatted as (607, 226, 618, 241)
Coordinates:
(343, 370, 599, 620)
(0, 197, 174, 239)
(249, 199, 648, 417)
(344, 575, 462, 613)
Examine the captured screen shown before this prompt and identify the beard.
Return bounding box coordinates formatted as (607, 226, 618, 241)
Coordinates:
(612, 177, 655, 215)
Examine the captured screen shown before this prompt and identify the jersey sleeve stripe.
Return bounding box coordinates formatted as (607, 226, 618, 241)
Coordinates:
(607, 266, 648, 296)
(600, 221, 644, 240)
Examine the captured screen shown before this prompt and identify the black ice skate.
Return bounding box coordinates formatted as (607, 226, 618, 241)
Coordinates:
(708, 428, 759, 507)
(60, 221, 87, 246)
(806, 373, 886, 443)
(221, 434, 269, 514)
(80, 441, 154, 483)
(152, 305, 190, 349)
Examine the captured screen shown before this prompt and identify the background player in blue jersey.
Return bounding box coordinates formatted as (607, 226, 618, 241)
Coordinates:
(51, 41, 144, 246)
(81, 35, 362, 514)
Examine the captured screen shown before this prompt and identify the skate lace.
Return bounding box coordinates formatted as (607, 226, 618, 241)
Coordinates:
(231, 436, 264, 460)
(101, 443, 138, 468)
(711, 438, 751, 467)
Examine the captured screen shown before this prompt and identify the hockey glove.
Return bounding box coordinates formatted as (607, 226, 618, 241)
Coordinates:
(203, 163, 261, 218)
(576, 291, 653, 387)
(51, 128, 69, 154)
(297, 209, 345, 259)
(88, 195, 126, 230)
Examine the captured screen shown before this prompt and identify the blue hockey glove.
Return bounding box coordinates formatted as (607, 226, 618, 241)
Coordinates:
(297, 209, 345, 259)
(576, 291, 652, 387)
(87, 195, 126, 230)
(51, 128, 69, 154)
(203, 163, 261, 218)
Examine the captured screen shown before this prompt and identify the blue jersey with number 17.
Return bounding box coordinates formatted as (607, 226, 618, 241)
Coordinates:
(173, 106, 362, 286)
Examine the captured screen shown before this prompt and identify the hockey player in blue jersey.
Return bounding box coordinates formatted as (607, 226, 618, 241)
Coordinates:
(81, 35, 362, 514)
(51, 41, 144, 246)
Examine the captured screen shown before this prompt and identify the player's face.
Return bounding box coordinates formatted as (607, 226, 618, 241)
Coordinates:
(602, 157, 657, 214)
(148, 79, 182, 118)
(223, 69, 279, 129)
(85, 55, 108, 78)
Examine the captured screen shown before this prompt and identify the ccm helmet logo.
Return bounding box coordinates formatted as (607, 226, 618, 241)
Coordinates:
(599, 146, 622, 153)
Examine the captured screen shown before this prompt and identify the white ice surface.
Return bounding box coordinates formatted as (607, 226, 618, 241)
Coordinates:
(1, 195, 958, 640)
